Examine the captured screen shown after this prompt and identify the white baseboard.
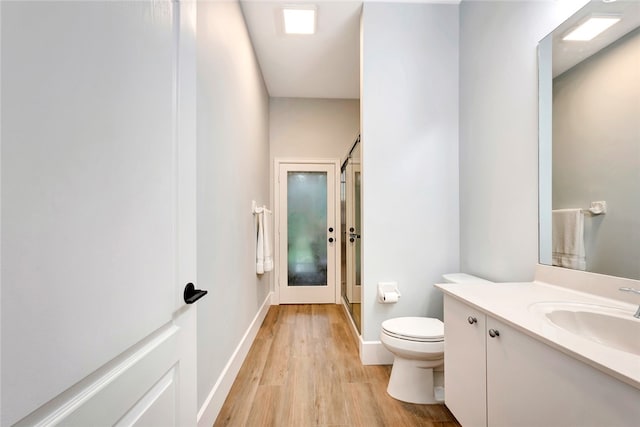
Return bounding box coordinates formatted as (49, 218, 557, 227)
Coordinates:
(338, 300, 393, 366)
(360, 339, 394, 365)
(197, 292, 272, 427)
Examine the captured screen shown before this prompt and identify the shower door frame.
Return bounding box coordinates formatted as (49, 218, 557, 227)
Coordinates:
(346, 162, 362, 304)
(274, 158, 341, 304)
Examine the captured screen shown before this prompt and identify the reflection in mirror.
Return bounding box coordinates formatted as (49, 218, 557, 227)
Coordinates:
(539, 0, 640, 280)
(341, 135, 361, 333)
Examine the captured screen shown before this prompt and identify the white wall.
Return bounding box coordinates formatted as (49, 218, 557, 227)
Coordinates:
(459, 0, 587, 282)
(270, 97, 360, 160)
(552, 29, 640, 279)
(360, 2, 459, 342)
(196, 0, 270, 418)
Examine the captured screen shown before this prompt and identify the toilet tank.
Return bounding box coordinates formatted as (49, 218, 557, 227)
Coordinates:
(442, 273, 492, 284)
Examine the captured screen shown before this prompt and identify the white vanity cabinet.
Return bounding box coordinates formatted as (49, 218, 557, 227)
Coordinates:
(444, 295, 640, 427)
(444, 295, 487, 427)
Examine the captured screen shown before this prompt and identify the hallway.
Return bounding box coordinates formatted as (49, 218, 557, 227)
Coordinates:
(214, 305, 460, 427)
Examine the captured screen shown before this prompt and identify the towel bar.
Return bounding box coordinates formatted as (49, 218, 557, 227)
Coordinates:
(252, 200, 272, 215)
(581, 201, 607, 216)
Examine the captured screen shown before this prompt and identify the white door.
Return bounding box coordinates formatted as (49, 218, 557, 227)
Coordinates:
(1, 1, 198, 426)
(277, 161, 339, 304)
(346, 163, 362, 304)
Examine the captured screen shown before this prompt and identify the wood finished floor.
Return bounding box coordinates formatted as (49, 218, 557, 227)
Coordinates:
(214, 304, 461, 427)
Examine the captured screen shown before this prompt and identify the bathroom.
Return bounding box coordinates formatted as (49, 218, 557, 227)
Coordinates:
(1, 0, 638, 426)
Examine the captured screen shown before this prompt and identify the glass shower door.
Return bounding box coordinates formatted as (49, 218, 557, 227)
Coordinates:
(347, 163, 361, 306)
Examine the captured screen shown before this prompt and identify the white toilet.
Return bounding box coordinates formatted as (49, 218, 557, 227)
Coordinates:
(380, 273, 491, 404)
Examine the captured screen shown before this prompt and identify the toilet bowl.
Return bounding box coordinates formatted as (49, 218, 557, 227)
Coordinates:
(380, 273, 492, 404)
(380, 317, 444, 404)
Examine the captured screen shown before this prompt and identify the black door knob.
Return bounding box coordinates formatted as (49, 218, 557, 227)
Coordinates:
(328, 237, 334, 243)
(349, 238, 355, 243)
(184, 283, 208, 304)
(349, 227, 355, 232)
(328, 227, 334, 232)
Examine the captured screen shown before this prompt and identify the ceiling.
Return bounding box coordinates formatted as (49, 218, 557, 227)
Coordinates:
(240, 0, 362, 99)
(240, 1, 637, 98)
(239, 1, 460, 99)
(551, 0, 640, 77)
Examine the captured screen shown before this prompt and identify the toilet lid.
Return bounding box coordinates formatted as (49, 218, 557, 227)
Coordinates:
(382, 317, 444, 342)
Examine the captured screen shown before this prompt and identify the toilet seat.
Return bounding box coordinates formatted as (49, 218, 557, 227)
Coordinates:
(381, 317, 444, 343)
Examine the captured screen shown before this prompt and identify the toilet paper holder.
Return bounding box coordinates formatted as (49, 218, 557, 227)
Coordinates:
(378, 282, 401, 303)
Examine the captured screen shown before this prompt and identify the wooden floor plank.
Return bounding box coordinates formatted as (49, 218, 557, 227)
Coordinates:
(213, 336, 272, 427)
(344, 382, 386, 427)
(315, 366, 349, 426)
(244, 385, 280, 427)
(283, 354, 317, 427)
(259, 322, 292, 386)
(213, 304, 461, 427)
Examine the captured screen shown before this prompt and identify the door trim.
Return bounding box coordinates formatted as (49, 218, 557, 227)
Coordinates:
(273, 158, 341, 305)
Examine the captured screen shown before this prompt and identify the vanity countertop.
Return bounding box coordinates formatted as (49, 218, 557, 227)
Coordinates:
(435, 281, 640, 390)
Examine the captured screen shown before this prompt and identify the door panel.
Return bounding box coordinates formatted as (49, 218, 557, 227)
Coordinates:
(15, 324, 179, 426)
(278, 163, 337, 303)
(1, 1, 197, 425)
(346, 164, 362, 304)
(119, 368, 177, 427)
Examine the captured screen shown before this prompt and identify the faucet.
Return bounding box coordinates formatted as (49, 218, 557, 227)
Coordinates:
(619, 287, 640, 319)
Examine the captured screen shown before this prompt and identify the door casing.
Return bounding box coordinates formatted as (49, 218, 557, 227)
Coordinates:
(273, 158, 341, 305)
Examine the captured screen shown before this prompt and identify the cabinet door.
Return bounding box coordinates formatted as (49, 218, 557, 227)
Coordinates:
(486, 317, 640, 427)
(444, 296, 487, 427)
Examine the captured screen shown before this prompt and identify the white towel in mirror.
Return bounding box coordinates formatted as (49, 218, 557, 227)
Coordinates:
(552, 209, 586, 270)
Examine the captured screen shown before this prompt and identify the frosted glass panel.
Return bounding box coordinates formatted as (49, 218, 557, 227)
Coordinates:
(287, 172, 328, 286)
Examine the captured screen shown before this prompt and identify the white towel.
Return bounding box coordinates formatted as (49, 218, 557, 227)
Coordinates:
(255, 207, 273, 275)
(256, 211, 265, 274)
(552, 209, 586, 270)
(262, 209, 273, 272)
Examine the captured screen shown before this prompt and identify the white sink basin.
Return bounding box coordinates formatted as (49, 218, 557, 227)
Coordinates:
(529, 302, 640, 356)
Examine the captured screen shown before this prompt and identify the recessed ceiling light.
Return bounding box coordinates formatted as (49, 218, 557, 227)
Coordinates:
(283, 7, 316, 35)
(562, 16, 621, 41)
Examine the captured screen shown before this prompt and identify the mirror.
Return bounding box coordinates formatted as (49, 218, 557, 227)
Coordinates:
(341, 136, 362, 333)
(539, 0, 640, 280)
